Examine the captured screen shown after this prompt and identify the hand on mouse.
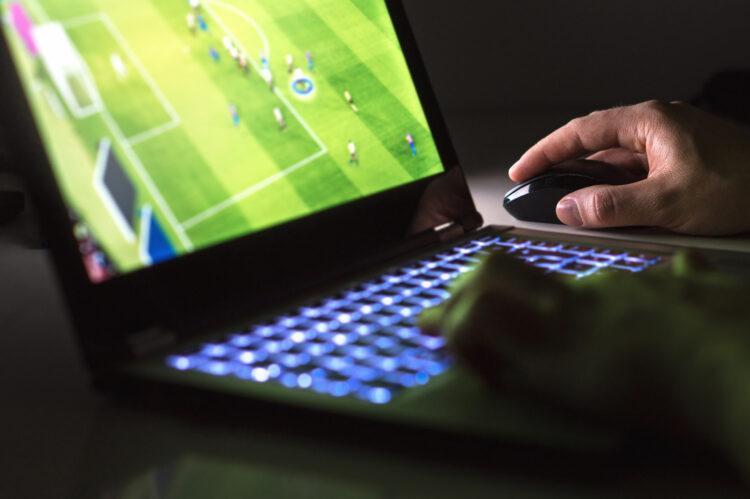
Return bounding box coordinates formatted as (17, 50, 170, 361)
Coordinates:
(420, 251, 750, 478)
(509, 101, 750, 235)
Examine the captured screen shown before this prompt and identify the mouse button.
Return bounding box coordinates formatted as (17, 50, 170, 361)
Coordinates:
(503, 182, 532, 204)
(526, 174, 562, 192)
(506, 191, 565, 224)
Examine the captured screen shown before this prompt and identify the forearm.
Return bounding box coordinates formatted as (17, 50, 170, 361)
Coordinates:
(694, 337, 750, 479)
(654, 309, 750, 479)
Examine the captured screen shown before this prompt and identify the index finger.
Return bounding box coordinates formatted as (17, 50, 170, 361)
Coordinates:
(508, 103, 656, 182)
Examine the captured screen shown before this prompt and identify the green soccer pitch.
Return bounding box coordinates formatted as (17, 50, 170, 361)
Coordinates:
(4, 0, 445, 274)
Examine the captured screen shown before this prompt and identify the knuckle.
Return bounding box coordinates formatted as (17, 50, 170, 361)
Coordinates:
(642, 99, 670, 112)
(650, 175, 684, 227)
(589, 188, 618, 225)
(566, 115, 591, 132)
(641, 99, 673, 123)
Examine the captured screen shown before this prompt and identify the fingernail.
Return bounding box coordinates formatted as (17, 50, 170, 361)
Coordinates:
(557, 198, 583, 227)
(508, 161, 520, 179)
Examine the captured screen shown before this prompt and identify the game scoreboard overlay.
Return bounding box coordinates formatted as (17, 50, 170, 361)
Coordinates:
(2, 0, 445, 281)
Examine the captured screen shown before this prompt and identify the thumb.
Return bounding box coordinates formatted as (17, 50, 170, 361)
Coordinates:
(556, 179, 665, 229)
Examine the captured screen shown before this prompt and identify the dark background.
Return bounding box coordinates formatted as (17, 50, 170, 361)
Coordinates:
(2, 3, 750, 498)
(403, 0, 750, 168)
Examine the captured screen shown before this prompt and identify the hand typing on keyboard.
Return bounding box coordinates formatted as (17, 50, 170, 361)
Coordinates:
(420, 250, 750, 482)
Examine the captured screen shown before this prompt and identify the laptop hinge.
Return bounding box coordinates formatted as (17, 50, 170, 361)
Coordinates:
(433, 221, 466, 243)
(127, 327, 177, 357)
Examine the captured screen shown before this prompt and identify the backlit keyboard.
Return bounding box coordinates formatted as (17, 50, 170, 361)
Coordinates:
(166, 235, 662, 404)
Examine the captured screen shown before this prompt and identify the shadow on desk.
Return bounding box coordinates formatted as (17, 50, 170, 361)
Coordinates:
(64, 394, 746, 499)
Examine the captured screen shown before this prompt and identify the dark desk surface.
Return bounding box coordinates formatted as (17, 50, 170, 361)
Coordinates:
(2, 113, 749, 499)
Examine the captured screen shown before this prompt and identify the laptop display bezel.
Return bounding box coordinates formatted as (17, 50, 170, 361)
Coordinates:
(0, 0, 480, 366)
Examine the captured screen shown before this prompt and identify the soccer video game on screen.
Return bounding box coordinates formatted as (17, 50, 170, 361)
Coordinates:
(2, 0, 444, 282)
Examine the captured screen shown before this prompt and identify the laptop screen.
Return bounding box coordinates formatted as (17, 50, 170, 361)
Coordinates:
(2, 0, 445, 282)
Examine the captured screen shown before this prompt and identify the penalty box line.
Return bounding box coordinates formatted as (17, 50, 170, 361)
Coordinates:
(61, 13, 182, 146)
(181, 149, 327, 230)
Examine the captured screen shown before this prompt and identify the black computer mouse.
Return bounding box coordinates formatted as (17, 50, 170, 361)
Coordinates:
(503, 160, 641, 224)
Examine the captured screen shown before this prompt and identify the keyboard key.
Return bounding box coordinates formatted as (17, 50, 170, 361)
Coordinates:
(362, 355, 400, 372)
(166, 355, 202, 371)
(228, 334, 263, 348)
(196, 360, 234, 376)
(270, 352, 312, 369)
(234, 349, 269, 364)
(314, 355, 354, 372)
(304, 342, 335, 357)
(342, 365, 381, 382)
(339, 344, 373, 360)
(357, 385, 394, 405)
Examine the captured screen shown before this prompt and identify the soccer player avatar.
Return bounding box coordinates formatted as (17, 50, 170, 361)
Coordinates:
(348, 140, 359, 165)
(260, 50, 269, 70)
(229, 104, 240, 127)
(197, 14, 208, 32)
(209, 46, 220, 62)
(229, 45, 239, 63)
(222, 35, 234, 53)
(238, 53, 250, 74)
(186, 12, 197, 34)
(273, 107, 287, 131)
(285, 54, 294, 74)
(344, 90, 359, 113)
(261, 68, 274, 90)
(405, 133, 417, 156)
(306, 51, 315, 71)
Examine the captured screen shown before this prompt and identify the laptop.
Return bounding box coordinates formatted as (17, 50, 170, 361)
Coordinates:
(0, 0, 685, 451)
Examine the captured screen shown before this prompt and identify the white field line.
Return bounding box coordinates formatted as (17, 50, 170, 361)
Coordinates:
(33, 80, 67, 119)
(182, 149, 327, 229)
(138, 205, 153, 265)
(127, 120, 181, 146)
(59, 13, 103, 29)
(92, 138, 137, 244)
(273, 89, 326, 151)
(70, 29, 105, 118)
(210, 0, 270, 57)
(43, 86, 67, 118)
